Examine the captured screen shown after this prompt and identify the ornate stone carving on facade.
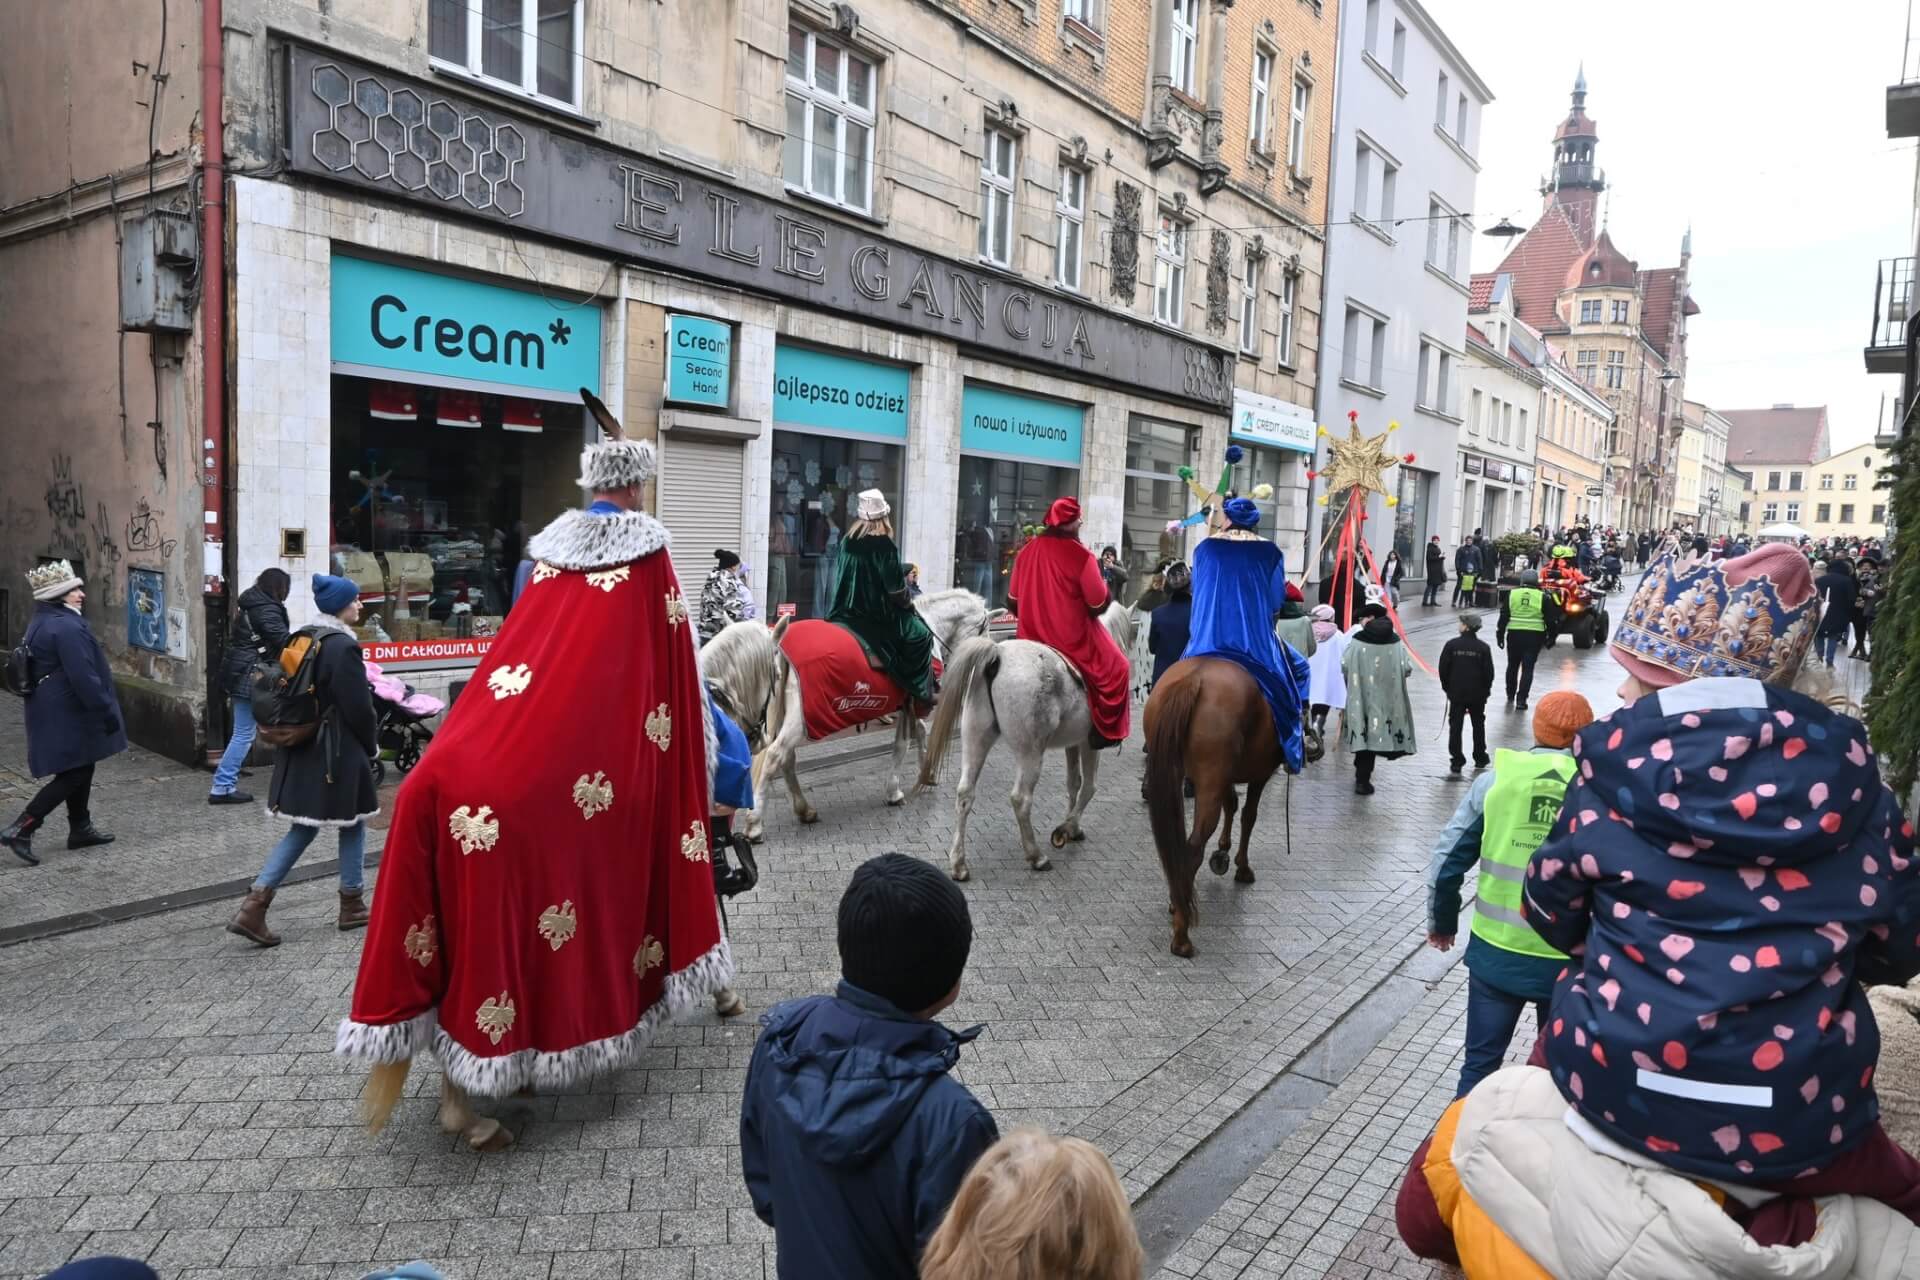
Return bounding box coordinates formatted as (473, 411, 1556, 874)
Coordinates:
(831, 3, 860, 38)
(1147, 88, 1205, 171)
(1198, 113, 1229, 195)
(1067, 134, 1089, 166)
(1205, 229, 1231, 336)
(1110, 181, 1141, 302)
(1245, 233, 1267, 261)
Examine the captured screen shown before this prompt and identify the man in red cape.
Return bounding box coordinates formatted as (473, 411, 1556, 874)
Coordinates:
(1006, 497, 1131, 748)
(336, 390, 730, 1117)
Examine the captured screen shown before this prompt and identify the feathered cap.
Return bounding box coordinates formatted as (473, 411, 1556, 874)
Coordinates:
(576, 387, 656, 492)
(1611, 545, 1819, 687)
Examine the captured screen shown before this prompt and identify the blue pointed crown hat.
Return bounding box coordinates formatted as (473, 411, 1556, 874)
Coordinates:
(1611, 546, 1819, 686)
(1222, 497, 1260, 530)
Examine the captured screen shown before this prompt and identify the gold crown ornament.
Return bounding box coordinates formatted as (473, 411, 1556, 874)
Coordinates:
(26, 560, 83, 602)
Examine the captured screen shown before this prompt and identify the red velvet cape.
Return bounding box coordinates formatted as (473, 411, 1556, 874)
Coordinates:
(1007, 532, 1131, 742)
(335, 508, 728, 1095)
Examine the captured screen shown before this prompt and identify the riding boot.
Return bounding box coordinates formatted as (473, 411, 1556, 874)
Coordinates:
(337, 889, 371, 932)
(227, 888, 281, 947)
(1, 814, 40, 866)
(67, 821, 116, 850)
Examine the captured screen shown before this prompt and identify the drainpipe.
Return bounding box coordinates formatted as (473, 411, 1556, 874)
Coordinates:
(200, 0, 226, 596)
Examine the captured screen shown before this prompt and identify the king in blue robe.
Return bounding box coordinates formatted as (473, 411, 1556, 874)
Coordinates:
(1183, 497, 1311, 772)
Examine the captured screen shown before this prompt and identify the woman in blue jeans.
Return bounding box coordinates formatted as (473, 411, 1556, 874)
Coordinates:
(209, 568, 291, 805)
(227, 574, 379, 946)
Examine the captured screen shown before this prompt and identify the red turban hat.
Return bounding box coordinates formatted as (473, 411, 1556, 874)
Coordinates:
(1045, 497, 1083, 528)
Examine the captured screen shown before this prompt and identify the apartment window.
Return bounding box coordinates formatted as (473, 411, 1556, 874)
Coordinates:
(429, 0, 582, 108)
(1277, 271, 1297, 366)
(1415, 342, 1453, 416)
(1789, 470, 1804, 490)
(1341, 305, 1385, 388)
(1874, 503, 1887, 522)
(1455, 92, 1469, 142)
(1250, 48, 1275, 152)
(1390, 21, 1407, 80)
(1363, 0, 1380, 54)
(1817, 503, 1833, 523)
(785, 26, 877, 214)
(1820, 474, 1834, 489)
(1577, 349, 1597, 384)
(1435, 72, 1450, 127)
(1845, 473, 1859, 490)
(1154, 216, 1188, 326)
(1500, 402, 1513, 444)
(1170, 0, 1200, 95)
(1468, 388, 1483, 435)
(1054, 165, 1086, 292)
(978, 127, 1018, 267)
(1354, 139, 1398, 227)
(1604, 350, 1625, 390)
(1288, 78, 1312, 175)
(1239, 257, 1262, 356)
(1425, 200, 1442, 266)
(1611, 299, 1629, 323)
(1446, 215, 1461, 277)
(1517, 407, 1529, 451)
(1063, 0, 1094, 22)
(1840, 503, 1855, 523)
(1786, 502, 1801, 523)
(1763, 503, 1778, 523)
(1579, 300, 1602, 324)
(1767, 470, 1782, 491)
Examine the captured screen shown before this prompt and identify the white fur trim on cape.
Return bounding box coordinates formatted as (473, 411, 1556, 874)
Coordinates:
(578, 439, 657, 491)
(333, 932, 735, 1096)
(526, 509, 669, 571)
(273, 807, 380, 829)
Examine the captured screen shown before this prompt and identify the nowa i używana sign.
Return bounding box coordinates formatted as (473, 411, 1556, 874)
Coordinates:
(286, 44, 1233, 412)
(330, 253, 602, 399)
(960, 384, 1084, 466)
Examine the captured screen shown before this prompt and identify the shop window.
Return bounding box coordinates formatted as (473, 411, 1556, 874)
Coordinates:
(329, 375, 584, 633)
(429, 0, 581, 109)
(766, 431, 904, 620)
(979, 126, 1019, 268)
(1122, 417, 1197, 600)
(1228, 444, 1291, 533)
(953, 456, 1077, 610)
(1055, 165, 1087, 292)
(1154, 215, 1188, 326)
(784, 25, 876, 214)
(1393, 466, 1434, 566)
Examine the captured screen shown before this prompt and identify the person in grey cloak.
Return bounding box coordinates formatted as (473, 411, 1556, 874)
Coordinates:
(1340, 602, 1416, 795)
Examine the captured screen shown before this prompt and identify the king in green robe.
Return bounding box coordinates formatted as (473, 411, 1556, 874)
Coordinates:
(827, 526, 936, 709)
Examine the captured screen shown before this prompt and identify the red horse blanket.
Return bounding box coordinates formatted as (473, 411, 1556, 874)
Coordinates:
(780, 620, 905, 740)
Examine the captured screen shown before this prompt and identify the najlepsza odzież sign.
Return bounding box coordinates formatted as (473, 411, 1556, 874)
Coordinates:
(772, 345, 909, 439)
(665, 314, 732, 408)
(959, 383, 1085, 466)
(330, 254, 601, 399)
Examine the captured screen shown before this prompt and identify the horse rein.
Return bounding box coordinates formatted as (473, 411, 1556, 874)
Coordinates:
(707, 677, 774, 753)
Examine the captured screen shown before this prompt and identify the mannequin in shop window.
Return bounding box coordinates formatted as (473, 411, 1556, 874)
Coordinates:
(827, 490, 938, 713)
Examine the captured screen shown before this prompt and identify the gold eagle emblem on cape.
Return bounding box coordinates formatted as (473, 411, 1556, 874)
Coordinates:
(487, 663, 533, 700)
(475, 991, 517, 1044)
(633, 935, 665, 976)
(537, 900, 578, 951)
(571, 771, 614, 820)
(664, 591, 689, 628)
(681, 819, 710, 863)
(645, 703, 672, 751)
(530, 561, 560, 585)
(402, 915, 437, 967)
(448, 804, 500, 855)
(584, 566, 631, 592)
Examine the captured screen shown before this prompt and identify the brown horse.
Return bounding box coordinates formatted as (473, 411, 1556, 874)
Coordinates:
(1144, 657, 1285, 957)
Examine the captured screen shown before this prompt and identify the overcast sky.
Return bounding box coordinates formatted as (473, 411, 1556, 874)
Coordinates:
(1423, 0, 1914, 450)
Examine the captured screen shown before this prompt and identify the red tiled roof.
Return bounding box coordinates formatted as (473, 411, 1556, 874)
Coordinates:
(1469, 273, 1498, 310)
(1565, 231, 1638, 289)
(1555, 107, 1598, 142)
(1493, 202, 1592, 330)
(1639, 267, 1684, 358)
(1722, 406, 1832, 466)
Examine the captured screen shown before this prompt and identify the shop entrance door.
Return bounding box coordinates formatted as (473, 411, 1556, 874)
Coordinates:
(659, 434, 746, 598)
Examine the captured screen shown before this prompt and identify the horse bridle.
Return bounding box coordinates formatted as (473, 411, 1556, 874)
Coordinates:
(707, 677, 775, 753)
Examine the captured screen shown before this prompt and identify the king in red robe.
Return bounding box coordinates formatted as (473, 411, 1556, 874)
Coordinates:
(1006, 497, 1131, 747)
(335, 391, 729, 1101)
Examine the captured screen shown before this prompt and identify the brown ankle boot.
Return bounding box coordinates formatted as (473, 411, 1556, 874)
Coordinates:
(337, 889, 370, 932)
(227, 888, 280, 947)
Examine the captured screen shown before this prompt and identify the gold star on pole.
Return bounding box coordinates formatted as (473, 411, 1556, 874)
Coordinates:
(1319, 420, 1403, 502)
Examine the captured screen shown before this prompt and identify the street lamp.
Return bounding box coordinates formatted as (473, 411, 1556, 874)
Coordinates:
(1484, 217, 1527, 239)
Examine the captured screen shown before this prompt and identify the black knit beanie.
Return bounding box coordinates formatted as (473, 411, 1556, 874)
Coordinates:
(714, 548, 741, 569)
(837, 853, 972, 1014)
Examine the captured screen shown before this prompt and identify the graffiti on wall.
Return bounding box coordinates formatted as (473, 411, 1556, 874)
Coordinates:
(124, 498, 177, 559)
(127, 567, 166, 653)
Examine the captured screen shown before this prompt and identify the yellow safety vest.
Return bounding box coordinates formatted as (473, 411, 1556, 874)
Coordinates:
(1469, 749, 1574, 960)
(1507, 588, 1546, 633)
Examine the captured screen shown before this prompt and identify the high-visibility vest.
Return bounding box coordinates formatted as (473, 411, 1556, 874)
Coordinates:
(1469, 749, 1574, 960)
(1507, 588, 1546, 633)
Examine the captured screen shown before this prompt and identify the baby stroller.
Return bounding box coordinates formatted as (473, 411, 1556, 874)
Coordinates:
(364, 661, 445, 785)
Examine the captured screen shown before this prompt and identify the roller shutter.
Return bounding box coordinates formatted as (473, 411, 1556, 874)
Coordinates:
(658, 433, 746, 596)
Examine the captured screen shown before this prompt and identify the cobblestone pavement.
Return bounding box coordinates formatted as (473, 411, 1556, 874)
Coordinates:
(0, 598, 1632, 1278)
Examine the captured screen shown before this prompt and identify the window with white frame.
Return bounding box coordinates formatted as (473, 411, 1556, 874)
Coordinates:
(1250, 48, 1275, 153)
(1604, 349, 1625, 389)
(1611, 299, 1628, 323)
(1390, 20, 1407, 79)
(784, 25, 876, 214)
(1277, 270, 1297, 366)
(1063, 0, 1095, 24)
(1845, 473, 1860, 490)
(1170, 0, 1200, 95)
(1820, 474, 1833, 489)
(1786, 502, 1801, 523)
(1789, 470, 1804, 490)
(1288, 77, 1312, 175)
(1500, 401, 1513, 444)
(1363, 0, 1380, 54)
(978, 127, 1018, 267)
(1435, 72, 1450, 127)
(1416, 340, 1453, 416)
(1577, 349, 1598, 384)
(1154, 216, 1188, 326)
(1455, 92, 1469, 142)
(1468, 388, 1483, 435)
(1840, 503, 1855, 523)
(1340, 305, 1385, 388)
(1767, 470, 1783, 491)
(1445, 214, 1462, 277)
(1425, 200, 1443, 267)
(1239, 257, 1262, 355)
(1054, 164, 1086, 292)
(430, 0, 582, 108)
(1579, 299, 1602, 324)
(1517, 407, 1529, 451)
(1763, 502, 1779, 523)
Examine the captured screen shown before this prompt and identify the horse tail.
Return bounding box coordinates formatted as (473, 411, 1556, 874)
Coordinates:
(1146, 670, 1204, 890)
(360, 1057, 411, 1135)
(917, 635, 997, 792)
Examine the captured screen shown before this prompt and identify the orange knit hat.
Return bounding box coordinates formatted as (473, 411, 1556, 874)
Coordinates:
(1533, 691, 1596, 749)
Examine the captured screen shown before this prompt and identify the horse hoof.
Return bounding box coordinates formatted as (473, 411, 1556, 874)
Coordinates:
(1208, 852, 1230, 876)
(1031, 855, 1052, 872)
(950, 863, 971, 882)
(1170, 937, 1196, 959)
(887, 793, 906, 807)
(1050, 828, 1069, 849)
(467, 1118, 514, 1152)
(1235, 867, 1256, 885)
(798, 809, 819, 825)
(715, 988, 747, 1018)
(1070, 829, 1086, 843)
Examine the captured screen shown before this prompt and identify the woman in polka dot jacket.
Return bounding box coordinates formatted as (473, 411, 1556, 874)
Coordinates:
(1524, 544, 1920, 1213)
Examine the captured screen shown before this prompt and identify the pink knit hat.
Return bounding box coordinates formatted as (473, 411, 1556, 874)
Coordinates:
(1611, 544, 1819, 688)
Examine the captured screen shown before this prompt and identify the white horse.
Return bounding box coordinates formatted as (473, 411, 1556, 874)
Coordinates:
(916, 603, 1133, 881)
(700, 588, 991, 842)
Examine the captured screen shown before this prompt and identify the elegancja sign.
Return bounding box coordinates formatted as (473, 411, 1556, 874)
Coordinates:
(287, 45, 1233, 412)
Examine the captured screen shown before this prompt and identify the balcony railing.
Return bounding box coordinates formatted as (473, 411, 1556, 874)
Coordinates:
(1867, 257, 1914, 374)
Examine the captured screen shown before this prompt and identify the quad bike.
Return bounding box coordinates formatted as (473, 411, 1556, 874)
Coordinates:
(1551, 579, 1611, 650)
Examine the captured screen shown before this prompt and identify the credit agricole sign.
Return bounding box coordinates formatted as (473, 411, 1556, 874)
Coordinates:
(284, 44, 1234, 412)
